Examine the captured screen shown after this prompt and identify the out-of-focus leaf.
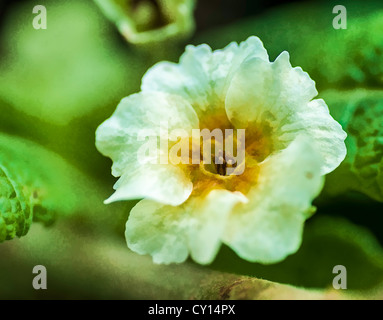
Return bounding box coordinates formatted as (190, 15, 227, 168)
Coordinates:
(0, 133, 101, 242)
(210, 215, 383, 290)
(319, 89, 383, 202)
(0, 0, 157, 179)
(0, 0, 137, 125)
(193, 0, 383, 91)
(93, 0, 196, 45)
(295, 11, 383, 90)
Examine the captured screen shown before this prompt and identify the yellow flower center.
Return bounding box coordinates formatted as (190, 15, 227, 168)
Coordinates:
(183, 111, 274, 197)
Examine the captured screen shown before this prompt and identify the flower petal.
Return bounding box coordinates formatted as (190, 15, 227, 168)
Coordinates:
(280, 98, 347, 174)
(96, 91, 199, 205)
(225, 52, 347, 174)
(105, 164, 193, 206)
(225, 52, 318, 127)
(126, 189, 247, 264)
(96, 91, 199, 175)
(223, 136, 325, 264)
(141, 36, 269, 114)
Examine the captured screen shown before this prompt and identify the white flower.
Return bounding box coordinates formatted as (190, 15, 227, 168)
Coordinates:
(96, 36, 347, 264)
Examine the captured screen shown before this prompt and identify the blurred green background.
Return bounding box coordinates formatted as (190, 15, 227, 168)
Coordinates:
(0, 0, 382, 299)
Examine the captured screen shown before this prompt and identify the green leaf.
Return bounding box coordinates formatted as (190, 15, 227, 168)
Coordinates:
(320, 89, 383, 202)
(193, 0, 383, 91)
(0, 0, 140, 126)
(0, 166, 32, 242)
(0, 0, 156, 179)
(0, 133, 95, 242)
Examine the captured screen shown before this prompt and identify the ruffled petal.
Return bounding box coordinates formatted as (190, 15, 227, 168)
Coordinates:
(225, 52, 347, 174)
(279, 98, 347, 174)
(223, 136, 324, 263)
(141, 36, 269, 114)
(225, 52, 317, 127)
(105, 164, 193, 206)
(126, 189, 247, 264)
(96, 91, 199, 175)
(96, 91, 199, 205)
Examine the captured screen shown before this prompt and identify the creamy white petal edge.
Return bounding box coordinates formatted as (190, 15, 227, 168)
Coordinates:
(141, 36, 269, 114)
(126, 190, 247, 264)
(222, 136, 325, 263)
(225, 51, 347, 174)
(95, 91, 199, 206)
